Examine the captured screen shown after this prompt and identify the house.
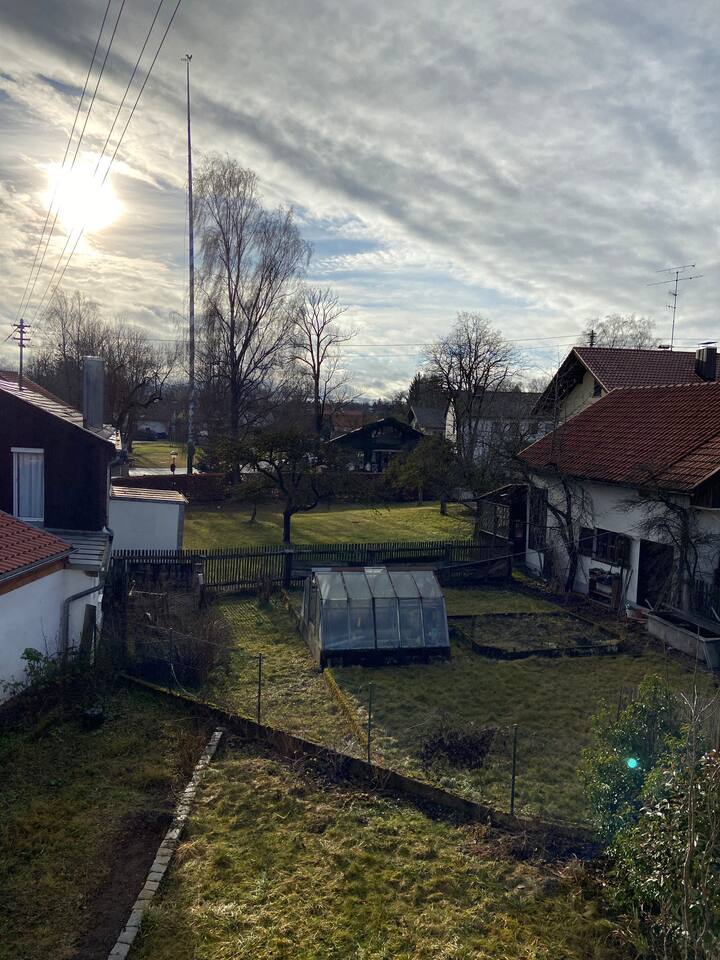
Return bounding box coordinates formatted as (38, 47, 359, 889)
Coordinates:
(445, 390, 547, 460)
(518, 380, 720, 612)
(134, 418, 169, 440)
(532, 345, 714, 423)
(408, 404, 446, 438)
(327, 417, 423, 472)
(109, 487, 187, 551)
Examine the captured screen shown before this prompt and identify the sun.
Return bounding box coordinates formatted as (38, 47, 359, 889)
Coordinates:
(44, 161, 122, 234)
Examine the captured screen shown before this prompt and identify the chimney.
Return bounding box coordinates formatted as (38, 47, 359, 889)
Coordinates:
(83, 356, 105, 429)
(695, 346, 717, 382)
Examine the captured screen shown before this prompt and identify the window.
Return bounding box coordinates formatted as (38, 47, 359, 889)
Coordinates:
(594, 528, 631, 565)
(528, 488, 548, 550)
(12, 448, 44, 522)
(593, 378, 602, 397)
(578, 526, 594, 557)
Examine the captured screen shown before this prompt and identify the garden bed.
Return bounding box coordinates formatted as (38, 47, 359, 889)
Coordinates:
(450, 611, 619, 659)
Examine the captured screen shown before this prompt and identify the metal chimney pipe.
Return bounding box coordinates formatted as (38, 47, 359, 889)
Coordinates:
(82, 356, 105, 429)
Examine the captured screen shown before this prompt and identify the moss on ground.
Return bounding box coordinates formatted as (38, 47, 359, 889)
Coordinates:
(131, 742, 625, 960)
(0, 686, 208, 960)
(185, 501, 475, 549)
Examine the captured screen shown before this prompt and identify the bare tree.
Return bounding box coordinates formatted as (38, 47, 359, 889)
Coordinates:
(581, 313, 657, 349)
(194, 155, 310, 438)
(425, 313, 516, 484)
(29, 291, 177, 449)
(293, 285, 355, 434)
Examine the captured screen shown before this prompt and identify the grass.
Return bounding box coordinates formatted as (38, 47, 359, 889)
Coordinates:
(185, 501, 475, 549)
(131, 441, 198, 469)
(210, 588, 713, 824)
(0, 686, 209, 960)
(131, 741, 625, 960)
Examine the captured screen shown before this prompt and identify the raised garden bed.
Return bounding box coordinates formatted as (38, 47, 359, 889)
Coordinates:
(449, 611, 619, 659)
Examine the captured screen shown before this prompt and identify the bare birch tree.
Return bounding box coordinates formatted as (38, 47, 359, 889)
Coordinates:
(580, 313, 657, 349)
(194, 155, 310, 438)
(424, 312, 516, 484)
(293, 285, 355, 434)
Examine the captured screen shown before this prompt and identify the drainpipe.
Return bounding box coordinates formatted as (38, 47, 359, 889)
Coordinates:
(60, 526, 114, 658)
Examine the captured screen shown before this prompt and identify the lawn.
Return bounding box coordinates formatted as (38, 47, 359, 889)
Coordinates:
(131, 441, 198, 469)
(209, 589, 711, 824)
(131, 741, 625, 960)
(0, 686, 210, 960)
(185, 501, 475, 549)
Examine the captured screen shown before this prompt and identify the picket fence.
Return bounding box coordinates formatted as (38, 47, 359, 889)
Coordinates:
(112, 536, 511, 590)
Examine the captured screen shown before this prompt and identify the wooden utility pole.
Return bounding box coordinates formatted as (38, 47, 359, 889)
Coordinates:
(183, 54, 196, 474)
(12, 319, 30, 390)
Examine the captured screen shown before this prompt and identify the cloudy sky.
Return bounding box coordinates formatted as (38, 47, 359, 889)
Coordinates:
(1, 0, 719, 396)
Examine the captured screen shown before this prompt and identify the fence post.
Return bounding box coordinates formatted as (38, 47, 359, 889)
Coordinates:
(510, 723, 518, 816)
(256, 654, 263, 725)
(367, 682, 374, 764)
(282, 548, 294, 589)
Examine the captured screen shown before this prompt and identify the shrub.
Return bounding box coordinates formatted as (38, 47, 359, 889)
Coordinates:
(579, 675, 681, 840)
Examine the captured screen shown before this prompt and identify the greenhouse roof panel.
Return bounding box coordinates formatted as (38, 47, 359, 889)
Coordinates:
(317, 572, 348, 601)
(365, 567, 396, 598)
(411, 570, 443, 598)
(388, 570, 420, 599)
(341, 571, 373, 600)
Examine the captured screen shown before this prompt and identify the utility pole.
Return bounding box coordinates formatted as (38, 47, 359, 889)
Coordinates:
(647, 263, 703, 349)
(11, 319, 31, 390)
(588, 328, 595, 347)
(183, 53, 196, 475)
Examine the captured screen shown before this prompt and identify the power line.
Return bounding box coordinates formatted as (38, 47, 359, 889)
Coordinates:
(14, 0, 114, 322)
(30, 0, 184, 324)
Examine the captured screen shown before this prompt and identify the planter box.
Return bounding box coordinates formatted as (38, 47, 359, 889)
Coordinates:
(647, 609, 720, 671)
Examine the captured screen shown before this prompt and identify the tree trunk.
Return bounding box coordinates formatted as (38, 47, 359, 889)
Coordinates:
(282, 508, 292, 544)
(563, 544, 578, 593)
(440, 496, 447, 516)
(247, 503, 257, 524)
(417, 484, 424, 505)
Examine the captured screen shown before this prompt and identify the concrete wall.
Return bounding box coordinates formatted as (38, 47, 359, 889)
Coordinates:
(0, 566, 101, 697)
(109, 498, 184, 551)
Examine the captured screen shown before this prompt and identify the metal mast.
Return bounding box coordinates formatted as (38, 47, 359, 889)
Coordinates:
(647, 263, 702, 349)
(183, 53, 196, 474)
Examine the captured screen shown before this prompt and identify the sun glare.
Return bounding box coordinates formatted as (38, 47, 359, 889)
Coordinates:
(44, 161, 122, 234)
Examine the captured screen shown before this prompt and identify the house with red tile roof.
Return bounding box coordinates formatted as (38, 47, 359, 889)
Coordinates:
(533, 345, 716, 423)
(518, 380, 720, 615)
(0, 512, 83, 695)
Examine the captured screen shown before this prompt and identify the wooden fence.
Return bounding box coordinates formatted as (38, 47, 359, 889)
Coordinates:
(111, 535, 511, 591)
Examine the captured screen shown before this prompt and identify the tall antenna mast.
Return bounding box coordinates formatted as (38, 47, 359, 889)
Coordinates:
(647, 263, 702, 349)
(182, 53, 196, 475)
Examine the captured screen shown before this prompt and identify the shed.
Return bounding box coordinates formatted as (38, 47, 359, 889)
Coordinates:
(301, 566, 450, 665)
(109, 486, 187, 551)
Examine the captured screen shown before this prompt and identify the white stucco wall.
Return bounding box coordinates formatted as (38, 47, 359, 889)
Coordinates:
(523, 475, 716, 606)
(560, 369, 604, 422)
(109, 498, 184, 551)
(0, 566, 101, 697)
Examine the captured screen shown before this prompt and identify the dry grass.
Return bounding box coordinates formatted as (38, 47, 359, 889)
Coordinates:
(131, 742, 626, 960)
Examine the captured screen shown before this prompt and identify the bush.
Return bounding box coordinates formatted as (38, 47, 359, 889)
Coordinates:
(579, 675, 681, 840)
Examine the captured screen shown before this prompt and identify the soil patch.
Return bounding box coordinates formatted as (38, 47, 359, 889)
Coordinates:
(71, 808, 173, 960)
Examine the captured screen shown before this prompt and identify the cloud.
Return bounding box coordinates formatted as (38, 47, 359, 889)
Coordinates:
(1, 0, 719, 386)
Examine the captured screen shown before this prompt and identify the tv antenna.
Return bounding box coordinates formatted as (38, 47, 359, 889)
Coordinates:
(647, 263, 702, 349)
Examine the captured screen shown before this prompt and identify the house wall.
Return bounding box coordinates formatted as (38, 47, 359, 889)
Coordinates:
(0, 391, 113, 530)
(0, 566, 101, 698)
(559, 369, 604, 422)
(524, 476, 697, 605)
(109, 498, 184, 551)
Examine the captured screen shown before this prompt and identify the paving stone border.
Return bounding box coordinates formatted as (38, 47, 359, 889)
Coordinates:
(107, 726, 225, 960)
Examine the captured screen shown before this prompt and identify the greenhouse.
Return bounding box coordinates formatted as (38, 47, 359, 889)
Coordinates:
(300, 566, 450, 665)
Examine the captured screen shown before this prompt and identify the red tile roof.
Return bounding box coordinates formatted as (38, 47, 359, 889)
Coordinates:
(575, 347, 702, 390)
(519, 381, 720, 492)
(0, 512, 71, 582)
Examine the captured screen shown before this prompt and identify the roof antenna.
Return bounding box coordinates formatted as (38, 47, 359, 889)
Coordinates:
(647, 263, 702, 350)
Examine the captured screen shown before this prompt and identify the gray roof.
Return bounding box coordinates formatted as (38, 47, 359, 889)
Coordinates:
(0, 373, 118, 448)
(458, 390, 541, 419)
(409, 405, 446, 430)
(48, 529, 111, 573)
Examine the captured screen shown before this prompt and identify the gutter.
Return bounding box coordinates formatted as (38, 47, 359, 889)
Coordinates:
(60, 525, 114, 657)
(0, 550, 71, 587)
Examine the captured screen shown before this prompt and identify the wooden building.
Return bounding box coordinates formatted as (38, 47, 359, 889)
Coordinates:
(327, 417, 423, 473)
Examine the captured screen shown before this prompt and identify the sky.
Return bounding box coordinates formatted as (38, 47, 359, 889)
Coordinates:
(1, 0, 719, 397)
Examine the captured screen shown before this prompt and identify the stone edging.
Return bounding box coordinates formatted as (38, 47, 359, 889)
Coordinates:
(107, 726, 225, 960)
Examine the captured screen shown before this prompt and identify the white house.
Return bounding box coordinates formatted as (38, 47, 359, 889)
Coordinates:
(519, 380, 720, 612)
(445, 389, 548, 461)
(0, 512, 111, 697)
(532, 345, 714, 424)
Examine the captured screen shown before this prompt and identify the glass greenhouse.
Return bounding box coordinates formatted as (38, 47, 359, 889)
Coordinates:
(301, 566, 450, 664)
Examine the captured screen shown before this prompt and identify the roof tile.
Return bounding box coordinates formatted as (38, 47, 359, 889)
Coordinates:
(0, 512, 71, 580)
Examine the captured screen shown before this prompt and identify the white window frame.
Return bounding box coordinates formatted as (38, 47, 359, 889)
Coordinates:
(12, 447, 45, 522)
